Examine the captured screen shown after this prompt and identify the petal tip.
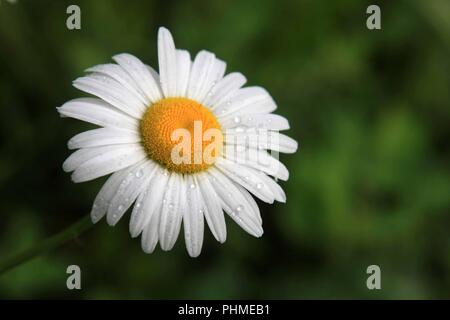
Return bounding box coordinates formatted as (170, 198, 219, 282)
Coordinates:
(158, 26, 172, 40)
(188, 250, 201, 258)
(91, 213, 102, 224)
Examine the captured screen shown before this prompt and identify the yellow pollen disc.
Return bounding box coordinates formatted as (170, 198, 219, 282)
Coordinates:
(140, 97, 223, 174)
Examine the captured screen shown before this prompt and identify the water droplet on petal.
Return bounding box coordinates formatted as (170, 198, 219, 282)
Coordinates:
(135, 169, 143, 178)
(256, 183, 263, 189)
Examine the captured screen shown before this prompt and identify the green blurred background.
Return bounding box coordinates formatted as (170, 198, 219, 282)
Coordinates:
(0, 0, 449, 299)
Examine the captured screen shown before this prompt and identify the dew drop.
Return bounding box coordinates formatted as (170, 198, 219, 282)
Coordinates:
(256, 183, 263, 189)
(135, 169, 143, 178)
(236, 205, 243, 212)
(117, 204, 124, 211)
(233, 116, 241, 124)
(190, 184, 196, 189)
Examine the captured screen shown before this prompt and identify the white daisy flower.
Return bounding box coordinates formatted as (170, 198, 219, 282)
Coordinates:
(57, 27, 298, 257)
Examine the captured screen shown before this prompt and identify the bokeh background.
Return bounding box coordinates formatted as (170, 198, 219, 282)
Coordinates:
(0, 0, 449, 299)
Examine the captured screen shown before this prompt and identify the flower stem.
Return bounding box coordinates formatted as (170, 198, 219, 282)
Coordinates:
(0, 215, 93, 276)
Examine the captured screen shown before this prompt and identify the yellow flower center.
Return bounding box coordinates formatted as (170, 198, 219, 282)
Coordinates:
(140, 97, 223, 174)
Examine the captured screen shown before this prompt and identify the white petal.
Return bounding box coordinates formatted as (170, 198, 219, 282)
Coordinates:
(223, 145, 289, 181)
(73, 74, 146, 118)
(90, 167, 131, 223)
(106, 161, 155, 226)
(199, 57, 226, 103)
(68, 127, 140, 150)
(57, 98, 138, 131)
(196, 173, 227, 243)
(141, 206, 161, 254)
(207, 168, 263, 237)
(220, 113, 290, 131)
(175, 49, 191, 97)
(158, 27, 177, 97)
(203, 72, 246, 109)
(63, 144, 125, 173)
(130, 167, 170, 238)
(225, 129, 298, 154)
(86, 64, 148, 105)
(146, 65, 160, 84)
(113, 53, 162, 103)
(234, 184, 262, 224)
(188, 51, 226, 102)
(214, 87, 276, 118)
(215, 157, 274, 203)
(71, 144, 147, 183)
(159, 173, 184, 251)
(183, 175, 204, 257)
(255, 170, 286, 203)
